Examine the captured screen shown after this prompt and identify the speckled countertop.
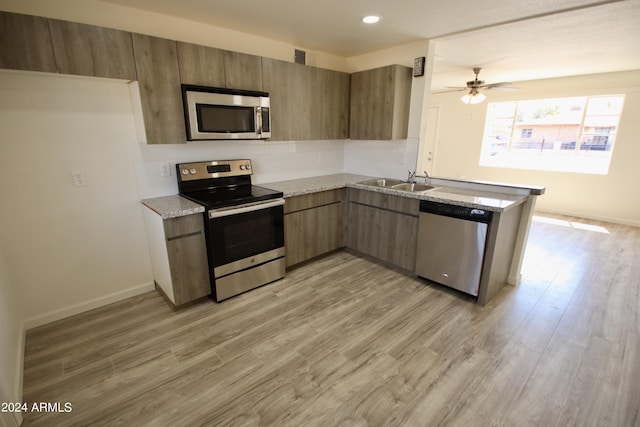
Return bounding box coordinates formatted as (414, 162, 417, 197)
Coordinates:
(264, 173, 529, 212)
(141, 173, 535, 218)
(261, 174, 376, 197)
(141, 195, 204, 219)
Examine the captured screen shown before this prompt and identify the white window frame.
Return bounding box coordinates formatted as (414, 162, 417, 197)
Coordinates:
(479, 95, 625, 175)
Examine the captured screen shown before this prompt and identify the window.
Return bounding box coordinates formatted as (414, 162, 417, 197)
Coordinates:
(479, 95, 624, 174)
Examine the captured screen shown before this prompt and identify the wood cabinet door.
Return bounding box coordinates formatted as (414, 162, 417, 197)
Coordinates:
(285, 202, 343, 267)
(49, 19, 136, 80)
(0, 12, 56, 72)
(223, 50, 263, 91)
(166, 232, 211, 305)
(310, 67, 350, 140)
(262, 58, 311, 141)
(350, 65, 411, 140)
(132, 34, 185, 144)
(347, 189, 419, 271)
(177, 42, 225, 87)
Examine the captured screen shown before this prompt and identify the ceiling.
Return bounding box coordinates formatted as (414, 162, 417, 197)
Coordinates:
(103, 0, 640, 91)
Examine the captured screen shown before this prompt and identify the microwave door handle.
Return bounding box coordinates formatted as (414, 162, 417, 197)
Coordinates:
(256, 106, 262, 135)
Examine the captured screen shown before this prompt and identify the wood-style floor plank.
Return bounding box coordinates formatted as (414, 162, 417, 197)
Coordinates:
(20, 213, 640, 426)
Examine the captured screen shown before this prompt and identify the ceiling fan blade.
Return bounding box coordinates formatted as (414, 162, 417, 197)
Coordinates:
(434, 87, 468, 94)
(480, 82, 516, 89)
(485, 85, 520, 91)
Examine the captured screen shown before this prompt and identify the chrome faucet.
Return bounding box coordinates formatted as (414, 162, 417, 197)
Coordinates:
(423, 170, 430, 185)
(407, 170, 416, 183)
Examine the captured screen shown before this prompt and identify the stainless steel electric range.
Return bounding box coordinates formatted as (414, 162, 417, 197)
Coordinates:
(176, 159, 285, 302)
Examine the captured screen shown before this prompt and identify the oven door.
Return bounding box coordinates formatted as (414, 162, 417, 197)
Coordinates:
(207, 199, 285, 270)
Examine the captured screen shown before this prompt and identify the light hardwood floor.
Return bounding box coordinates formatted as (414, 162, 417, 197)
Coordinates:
(21, 213, 640, 426)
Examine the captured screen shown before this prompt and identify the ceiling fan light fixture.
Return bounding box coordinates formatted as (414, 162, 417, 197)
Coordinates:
(362, 15, 380, 24)
(460, 91, 486, 105)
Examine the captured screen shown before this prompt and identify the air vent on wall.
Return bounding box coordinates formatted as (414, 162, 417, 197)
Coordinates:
(294, 49, 306, 65)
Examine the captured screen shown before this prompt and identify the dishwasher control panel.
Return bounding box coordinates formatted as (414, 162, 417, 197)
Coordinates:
(419, 200, 492, 223)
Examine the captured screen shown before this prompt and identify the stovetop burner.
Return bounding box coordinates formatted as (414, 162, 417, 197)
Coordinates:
(176, 159, 283, 210)
(181, 184, 283, 209)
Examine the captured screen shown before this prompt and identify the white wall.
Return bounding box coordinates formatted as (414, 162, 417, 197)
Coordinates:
(0, 247, 23, 426)
(0, 71, 154, 326)
(344, 139, 420, 181)
(429, 70, 640, 226)
(135, 140, 345, 198)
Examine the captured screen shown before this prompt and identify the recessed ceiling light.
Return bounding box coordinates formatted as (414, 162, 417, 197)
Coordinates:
(362, 15, 380, 24)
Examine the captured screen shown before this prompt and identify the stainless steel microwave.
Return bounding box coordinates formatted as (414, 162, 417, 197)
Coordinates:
(181, 85, 271, 140)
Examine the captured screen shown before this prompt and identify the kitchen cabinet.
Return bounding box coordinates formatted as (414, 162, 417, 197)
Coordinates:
(0, 12, 56, 73)
(347, 188, 419, 271)
(262, 58, 349, 141)
(177, 43, 263, 91)
(142, 207, 211, 308)
(350, 64, 412, 140)
(132, 34, 185, 145)
(49, 19, 137, 80)
(284, 189, 345, 268)
(310, 67, 350, 139)
(223, 50, 263, 92)
(177, 42, 226, 87)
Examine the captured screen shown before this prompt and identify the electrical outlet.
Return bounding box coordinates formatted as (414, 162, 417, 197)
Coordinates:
(160, 162, 171, 177)
(71, 170, 87, 187)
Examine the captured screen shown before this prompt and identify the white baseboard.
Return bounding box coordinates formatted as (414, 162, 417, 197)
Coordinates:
(23, 282, 155, 330)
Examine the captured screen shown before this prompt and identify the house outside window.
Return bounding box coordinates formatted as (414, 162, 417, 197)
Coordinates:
(479, 95, 625, 174)
(521, 128, 533, 138)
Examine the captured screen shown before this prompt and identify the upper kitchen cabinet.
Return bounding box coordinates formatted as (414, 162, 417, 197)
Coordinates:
(262, 58, 311, 141)
(132, 34, 185, 144)
(48, 19, 136, 80)
(350, 64, 412, 140)
(177, 42, 226, 87)
(177, 43, 263, 91)
(223, 50, 263, 92)
(0, 12, 56, 73)
(262, 58, 349, 141)
(310, 67, 350, 140)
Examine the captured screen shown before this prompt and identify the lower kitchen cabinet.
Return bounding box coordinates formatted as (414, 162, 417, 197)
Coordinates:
(284, 189, 345, 268)
(142, 207, 211, 308)
(347, 188, 419, 271)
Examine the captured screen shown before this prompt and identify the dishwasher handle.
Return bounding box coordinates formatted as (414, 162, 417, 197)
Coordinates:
(419, 200, 492, 223)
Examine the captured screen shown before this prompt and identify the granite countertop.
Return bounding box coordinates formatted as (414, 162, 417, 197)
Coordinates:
(260, 173, 376, 197)
(348, 183, 525, 211)
(141, 173, 535, 218)
(263, 173, 528, 212)
(141, 195, 204, 219)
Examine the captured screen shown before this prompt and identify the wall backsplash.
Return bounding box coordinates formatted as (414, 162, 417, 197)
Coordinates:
(344, 138, 420, 181)
(134, 139, 346, 198)
(135, 137, 421, 199)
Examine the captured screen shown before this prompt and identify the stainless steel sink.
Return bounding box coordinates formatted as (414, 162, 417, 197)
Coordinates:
(358, 178, 404, 187)
(391, 183, 439, 192)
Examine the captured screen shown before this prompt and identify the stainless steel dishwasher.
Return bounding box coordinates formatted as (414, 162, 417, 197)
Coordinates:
(415, 200, 492, 297)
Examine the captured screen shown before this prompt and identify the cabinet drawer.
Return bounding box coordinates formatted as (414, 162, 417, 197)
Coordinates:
(285, 189, 344, 214)
(163, 214, 204, 239)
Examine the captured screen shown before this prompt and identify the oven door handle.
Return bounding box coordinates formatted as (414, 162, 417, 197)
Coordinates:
(209, 198, 285, 219)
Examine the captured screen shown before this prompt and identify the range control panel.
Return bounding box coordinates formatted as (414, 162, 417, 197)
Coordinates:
(176, 159, 252, 182)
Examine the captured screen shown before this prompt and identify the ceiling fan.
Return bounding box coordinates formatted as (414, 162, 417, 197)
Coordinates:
(442, 68, 517, 104)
